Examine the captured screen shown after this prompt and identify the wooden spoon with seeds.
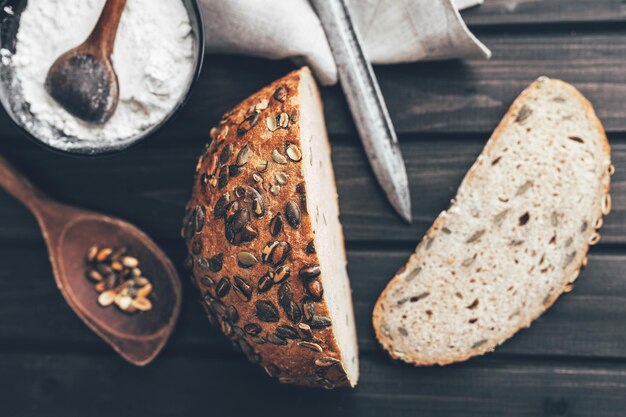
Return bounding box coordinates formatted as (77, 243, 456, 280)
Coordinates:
(45, 0, 127, 124)
(0, 155, 181, 366)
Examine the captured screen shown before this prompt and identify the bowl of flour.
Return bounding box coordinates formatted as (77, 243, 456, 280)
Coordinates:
(0, 0, 204, 155)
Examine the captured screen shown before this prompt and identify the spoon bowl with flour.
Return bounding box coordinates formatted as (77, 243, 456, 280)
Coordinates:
(0, 0, 204, 155)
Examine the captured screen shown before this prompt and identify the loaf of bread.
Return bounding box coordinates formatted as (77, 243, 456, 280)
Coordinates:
(373, 77, 612, 366)
(182, 67, 358, 388)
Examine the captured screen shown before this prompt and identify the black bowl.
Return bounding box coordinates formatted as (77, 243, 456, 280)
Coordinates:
(0, 0, 205, 156)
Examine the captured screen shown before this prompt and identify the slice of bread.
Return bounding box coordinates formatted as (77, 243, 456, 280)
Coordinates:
(183, 68, 358, 388)
(372, 77, 612, 366)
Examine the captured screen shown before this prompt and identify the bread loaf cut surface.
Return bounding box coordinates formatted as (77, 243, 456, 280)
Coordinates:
(373, 77, 612, 366)
(182, 67, 358, 387)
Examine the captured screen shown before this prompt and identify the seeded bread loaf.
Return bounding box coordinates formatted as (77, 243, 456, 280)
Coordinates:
(373, 77, 612, 366)
(182, 67, 358, 388)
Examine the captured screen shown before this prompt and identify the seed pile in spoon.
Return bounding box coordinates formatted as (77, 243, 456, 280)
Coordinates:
(85, 246, 153, 313)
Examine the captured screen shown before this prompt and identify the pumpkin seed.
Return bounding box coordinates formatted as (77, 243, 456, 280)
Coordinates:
(214, 193, 230, 219)
(237, 251, 258, 268)
(276, 325, 299, 340)
(305, 240, 316, 254)
(232, 208, 250, 233)
(236, 144, 251, 166)
(219, 143, 233, 164)
(200, 276, 215, 287)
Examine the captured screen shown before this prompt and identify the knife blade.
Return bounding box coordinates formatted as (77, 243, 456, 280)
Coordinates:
(310, 0, 412, 223)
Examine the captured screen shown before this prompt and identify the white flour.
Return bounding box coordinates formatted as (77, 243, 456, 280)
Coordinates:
(11, 0, 194, 147)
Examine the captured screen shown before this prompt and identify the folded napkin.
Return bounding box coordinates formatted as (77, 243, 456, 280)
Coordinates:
(199, 0, 490, 85)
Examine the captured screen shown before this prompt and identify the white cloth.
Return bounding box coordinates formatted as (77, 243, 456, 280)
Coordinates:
(199, 0, 490, 85)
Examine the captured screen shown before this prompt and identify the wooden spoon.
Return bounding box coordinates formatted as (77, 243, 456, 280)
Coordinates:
(45, 0, 127, 124)
(0, 155, 181, 366)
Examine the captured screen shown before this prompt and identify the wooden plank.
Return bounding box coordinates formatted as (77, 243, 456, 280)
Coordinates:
(462, 0, 626, 26)
(2, 242, 626, 359)
(0, 136, 623, 243)
(2, 351, 626, 417)
(1, 31, 626, 138)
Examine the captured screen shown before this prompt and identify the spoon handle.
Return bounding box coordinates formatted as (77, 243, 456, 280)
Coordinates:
(0, 155, 48, 214)
(86, 0, 127, 57)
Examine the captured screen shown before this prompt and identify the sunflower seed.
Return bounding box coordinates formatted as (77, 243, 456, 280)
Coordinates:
(298, 341, 323, 353)
(278, 282, 293, 310)
(233, 276, 253, 301)
(255, 300, 279, 322)
(306, 279, 324, 300)
(315, 357, 340, 367)
(244, 323, 262, 335)
(270, 213, 284, 236)
(299, 264, 321, 280)
(86, 246, 99, 263)
(273, 266, 291, 283)
(200, 276, 215, 287)
(303, 300, 316, 322)
(96, 248, 113, 263)
(215, 277, 231, 297)
(191, 238, 203, 255)
(237, 252, 258, 268)
(286, 143, 302, 162)
(310, 315, 332, 329)
(273, 86, 287, 102)
(257, 272, 274, 293)
(285, 201, 301, 228)
(226, 305, 239, 323)
(305, 240, 316, 254)
(86, 269, 104, 282)
(515, 180, 533, 196)
(238, 112, 260, 135)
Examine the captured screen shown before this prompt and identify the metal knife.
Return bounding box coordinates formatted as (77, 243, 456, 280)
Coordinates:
(310, 0, 412, 223)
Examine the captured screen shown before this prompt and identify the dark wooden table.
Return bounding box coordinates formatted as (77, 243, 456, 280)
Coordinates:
(2, 1, 626, 416)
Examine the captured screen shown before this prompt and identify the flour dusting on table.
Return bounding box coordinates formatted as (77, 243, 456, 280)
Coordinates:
(10, 0, 195, 148)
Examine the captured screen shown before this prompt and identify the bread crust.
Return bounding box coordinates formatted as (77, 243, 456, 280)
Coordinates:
(182, 67, 354, 388)
(372, 77, 612, 366)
